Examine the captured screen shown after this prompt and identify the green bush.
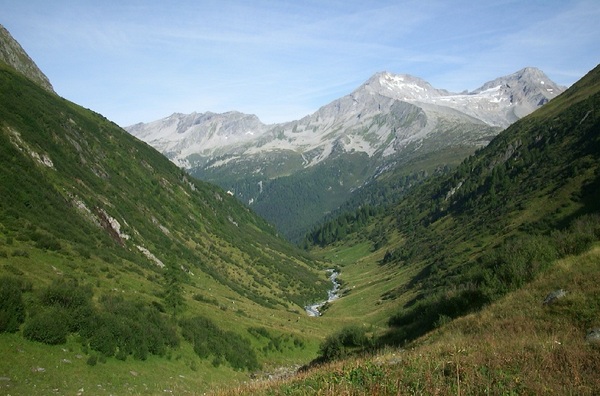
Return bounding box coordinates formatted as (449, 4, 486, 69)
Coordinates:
(23, 307, 69, 345)
(39, 278, 94, 332)
(40, 279, 93, 310)
(248, 326, 271, 339)
(479, 234, 558, 296)
(0, 276, 25, 332)
(86, 355, 98, 366)
(33, 234, 62, 251)
(11, 249, 29, 258)
(318, 325, 372, 362)
(80, 295, 178, 360)
(88, 317, 120, 357)
(552, 214, 600, 257)
(180, 316, 260, 371)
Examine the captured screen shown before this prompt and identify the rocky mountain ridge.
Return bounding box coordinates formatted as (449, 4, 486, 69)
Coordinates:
(127, 67, 563, 170)
(0, 24, 54, 93)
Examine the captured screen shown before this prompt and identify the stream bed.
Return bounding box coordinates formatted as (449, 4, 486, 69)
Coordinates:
(305, 269, 340, 317)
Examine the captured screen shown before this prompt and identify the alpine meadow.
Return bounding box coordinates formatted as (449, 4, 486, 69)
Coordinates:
(1, 22, 600, 395)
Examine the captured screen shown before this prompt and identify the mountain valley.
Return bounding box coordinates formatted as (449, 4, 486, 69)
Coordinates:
(1, 23, 600, 395)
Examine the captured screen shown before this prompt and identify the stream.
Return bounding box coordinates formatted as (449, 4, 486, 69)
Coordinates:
(305, 269, 340, 317)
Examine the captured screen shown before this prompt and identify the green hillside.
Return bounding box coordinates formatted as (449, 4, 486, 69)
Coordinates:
(0, 61, 338, 393)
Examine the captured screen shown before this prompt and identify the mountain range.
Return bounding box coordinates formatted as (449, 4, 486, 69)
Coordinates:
(127, 67, 564, 241)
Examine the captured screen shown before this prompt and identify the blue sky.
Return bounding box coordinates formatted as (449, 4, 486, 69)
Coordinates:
(2, 0, 599, 126)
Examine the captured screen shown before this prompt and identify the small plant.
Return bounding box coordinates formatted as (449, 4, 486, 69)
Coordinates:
(86, 355, 98, 366)
(318, 325, 373, 362)
(180, 315, 260, 371)
(11, 249, 29, 258)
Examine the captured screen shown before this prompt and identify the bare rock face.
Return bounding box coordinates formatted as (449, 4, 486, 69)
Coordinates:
(543, 289, 567, 305)
(126, 111, 268, 168)
(471, 67, 564, 124)
(0, 24, 55, 93)
(586, 328, 600, 344)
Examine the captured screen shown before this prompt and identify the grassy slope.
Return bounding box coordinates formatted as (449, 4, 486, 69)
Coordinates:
(221, 244, 600, 395)
(0, 63, 342, 393)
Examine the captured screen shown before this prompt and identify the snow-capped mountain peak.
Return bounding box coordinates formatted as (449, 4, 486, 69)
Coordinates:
(127, 67, 564, 170)
(360, 71, 446, 101)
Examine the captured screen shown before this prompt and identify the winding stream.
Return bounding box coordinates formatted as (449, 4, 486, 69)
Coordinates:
(305, 269, 340, 317)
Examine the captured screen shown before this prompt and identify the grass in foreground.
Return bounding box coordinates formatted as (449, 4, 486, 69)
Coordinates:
(212, 245, 600, 395)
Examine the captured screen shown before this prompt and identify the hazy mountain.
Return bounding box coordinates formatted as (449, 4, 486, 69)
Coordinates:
(127, 111, 268, 168)
(128, 67, 564, 241)
(129, 67, 562, 167)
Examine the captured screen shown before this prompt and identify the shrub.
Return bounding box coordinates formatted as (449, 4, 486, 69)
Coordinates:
(0, 276, 25, 332)
(34, 235, 61, 251)
(478, 234, 557, 295)
(88, 318, 119, 357)
(115, 349, 127, 361)
(248, 326, 271, 339)
(40, 279, 93, 310)
(40, 278, 94, 332)
(86, 355, 98, 366)
(318, 325, 372, 362)
(23, 307, 69, 345)
(81, 294, 178, 360)
(180, 316, 260, 371)
(11, 249, 29, 258)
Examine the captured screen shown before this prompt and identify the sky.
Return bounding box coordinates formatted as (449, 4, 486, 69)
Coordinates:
(2, 0, 599, 127)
